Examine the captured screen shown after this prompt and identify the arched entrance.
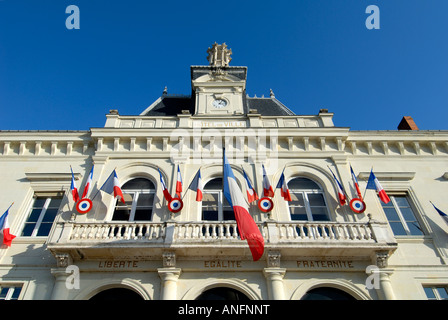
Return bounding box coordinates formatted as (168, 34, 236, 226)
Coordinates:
(196, 287, 250, 301)
(301, 287, 357, 300)
(89, 288, 145, 301)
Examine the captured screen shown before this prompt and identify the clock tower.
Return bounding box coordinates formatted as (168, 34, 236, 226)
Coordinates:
(192, 43, 247, 116)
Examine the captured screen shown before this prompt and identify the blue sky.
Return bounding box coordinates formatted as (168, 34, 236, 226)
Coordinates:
(0, 0, 447, 131)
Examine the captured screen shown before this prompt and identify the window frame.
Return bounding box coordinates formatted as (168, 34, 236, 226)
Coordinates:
(112, 177, 155, 222)
(21, 193, 64, 238)
(0, 284, 23, 300)
(381, 193, 425, 237)
(201, 177, 235, 222)
(423, 286, 448, 300)
(287, 177, 330, 222)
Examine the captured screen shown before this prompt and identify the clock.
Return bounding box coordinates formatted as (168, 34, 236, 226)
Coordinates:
(212, 99, 228, 108)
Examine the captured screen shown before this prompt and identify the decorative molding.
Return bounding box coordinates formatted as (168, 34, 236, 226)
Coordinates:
(358, 172, 415, 181)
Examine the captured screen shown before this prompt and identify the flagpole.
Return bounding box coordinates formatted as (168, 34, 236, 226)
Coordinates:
(362, 166, 374, 200)
(90, 167, 117, 202)
(327, 165, 351, 202)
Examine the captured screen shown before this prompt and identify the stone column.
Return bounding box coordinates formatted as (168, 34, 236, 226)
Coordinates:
(50, 253, 72, 300)
(158, 252, 181, 300)
(378, 271, 396, 300)
(263, 251, 286, 300)
(263, 268, 286, 300)
(158, 268, 181, 300)
(370, 251, 396, 300)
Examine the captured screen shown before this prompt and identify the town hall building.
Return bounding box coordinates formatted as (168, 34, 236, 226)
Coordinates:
(0, 43, 448, 300)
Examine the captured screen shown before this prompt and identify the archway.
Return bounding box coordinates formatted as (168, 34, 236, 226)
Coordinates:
(301, 287, 357, 300)
(196, 287, 250, 301)
(89, 288, 145, 301)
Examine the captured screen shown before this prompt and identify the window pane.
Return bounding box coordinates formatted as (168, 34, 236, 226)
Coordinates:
(137, 193, 154, 207)
(424, 287, 436, 300)
(10, 287, 21, 300)
(134, 209, 152, 221)
(27, 209, 42, 223)
(394, 196, 409, 207)
(288, 178, 320, 190)
(308, 194, 325, 206)
(400, 207, 417, 221)
(42, 209, 58, 222)
(21, 223, 36, 236)
(122, 178, 155, 190)
(36, 222, 52, 236)
(223, 209, 235, 221)
(32, 198, 47, 208)
(204, 178, 223, 190)
(311, 207, 329, 221)
(290, 193, 305, 206)
(408, 222, 424, 236)
(436, 288, 448, 300)
(48, 197, 62, 209)
(112, 209, 130, 221)
(0, 288, 9, 299)
(203, 211, 218, 221)
(390, 222, 407, 236)
(383, 207, 400, 221)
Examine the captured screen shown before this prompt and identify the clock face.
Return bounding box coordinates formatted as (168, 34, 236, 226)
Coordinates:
(213, 99, 228, 108)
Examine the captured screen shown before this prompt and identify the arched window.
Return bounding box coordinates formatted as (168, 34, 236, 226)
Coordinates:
(202, 178, 235, 221)
(301, 287, 356, 300)
(196, 287, 250, 301)
(288, 177, 330, 221)
(112, 178, 155, 221)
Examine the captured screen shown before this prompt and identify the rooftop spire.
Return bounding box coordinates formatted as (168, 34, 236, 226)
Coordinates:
(207, 42, 232, 68)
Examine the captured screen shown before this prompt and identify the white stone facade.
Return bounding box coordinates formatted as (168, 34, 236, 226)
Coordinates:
(0, 50, 447, 300)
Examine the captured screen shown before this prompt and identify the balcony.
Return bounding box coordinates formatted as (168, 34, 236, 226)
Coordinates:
(47, 217, 397, 261)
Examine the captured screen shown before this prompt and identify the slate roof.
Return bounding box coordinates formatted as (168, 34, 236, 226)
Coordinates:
(141, 94, 296, 117)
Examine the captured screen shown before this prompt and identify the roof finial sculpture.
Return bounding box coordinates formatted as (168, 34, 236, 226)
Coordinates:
(207, 42, 232, 68)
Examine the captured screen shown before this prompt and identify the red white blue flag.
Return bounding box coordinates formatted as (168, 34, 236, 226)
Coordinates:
(188, 169, 203, 202)
(100, 170, 125, 204)
(276, 171, 292, 202)
(329, 168, 346, 206)
(81, 165, 94, 199)
(242, 169, 259, 203)
(224, 153, 264, 261)
(176, 165, 183, 198)
(158, 168, 173, 202)
(262, 164, 274, 198)
(350, 164, 363, 200)
(70, 166, 80, 203)
(0, 205, 15, 247)
(366, 170, 390, 204)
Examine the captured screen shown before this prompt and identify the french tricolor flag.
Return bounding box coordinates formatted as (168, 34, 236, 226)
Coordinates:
(350, 164, 363, 200)
(100, 170, 125, 204)
(189, 169, 203, 202)
(242, 169, 259, 203)
(366, 170, 390, 204)
(330, 170, 346, 206)
(158, 168, 173, 203)
(276, 171, 292, 202)
(70, 166, 80, 203)
(224, 153, 264, 261)
(176, 165, 183, 198)
(0, 205, 16, 247)
(262, 164, 274, 198)
(81, 165, 94, 199)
